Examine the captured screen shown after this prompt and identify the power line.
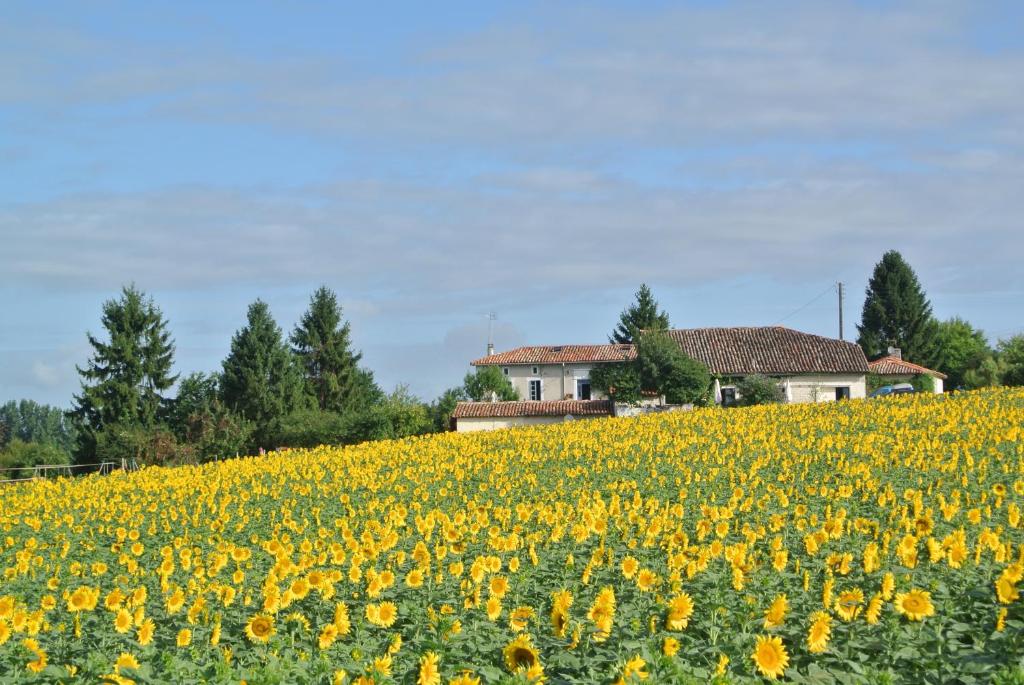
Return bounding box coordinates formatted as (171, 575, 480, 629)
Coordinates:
(773, 284, 837, 326)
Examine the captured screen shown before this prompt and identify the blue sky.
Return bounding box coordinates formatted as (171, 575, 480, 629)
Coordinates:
(2, 0, 1023, 407)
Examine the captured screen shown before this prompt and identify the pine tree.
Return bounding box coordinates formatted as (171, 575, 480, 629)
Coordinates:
(856, 250, 941, 366)
(610, 284, 670, 344)
(290, 287, 366, 412)
(70, 285, 177, 464)
(221, 300, 307, 448)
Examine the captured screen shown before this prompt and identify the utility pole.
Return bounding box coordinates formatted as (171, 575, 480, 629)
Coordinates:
(837, 282, 844, 340)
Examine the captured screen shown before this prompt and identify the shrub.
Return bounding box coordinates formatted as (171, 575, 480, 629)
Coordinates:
(736, 374, 785, 406)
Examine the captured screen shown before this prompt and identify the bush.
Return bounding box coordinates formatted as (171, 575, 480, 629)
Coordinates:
(0, 439, 70, 480)
(910, 373, 935, 393)
(95, 424, 193, 467)
(736, 374, 785, 406)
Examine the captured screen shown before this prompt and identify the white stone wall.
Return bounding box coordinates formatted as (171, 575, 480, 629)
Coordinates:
(785, 374, 867, 403)
(454, 415, 568, 432)
(495, 363, 607, 401)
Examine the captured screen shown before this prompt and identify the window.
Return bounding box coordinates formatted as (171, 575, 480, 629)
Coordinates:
(721, 387, 737, 407)
(502, 367, 509, 376)
(531, 366, 538, 375)
(576, 379, 591, 400)
(835, 386, 851, 401)
(529, 379, 542, 401)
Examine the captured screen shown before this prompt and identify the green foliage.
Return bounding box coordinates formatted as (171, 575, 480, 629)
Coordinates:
(70, 285, 178, 465)
(375, 385, 432, 439)
(463, 366, 518, 402)
(291, 286, 368, 413)
(591, 362, 643, 404)
(910, 373, 936, 393)
(935, 317, 992, 390)
(429, 387, 467, 432)
(960, 352, 1004, 389)
(0, 399, 76, 456)
(94, 423, 190, 467)
(220, 300, 309, 450)
(867, 373, 890, 393)
(635, 331, 711, 405)
(165, 372, 252, 462)
(279, 387, 430, 448)
(857, 250, 941, 367)
(0, 439, 70, 479)
(735, 374, 785, 406)
(610, 283, 670, 344)
(999, 334, 1024, 387)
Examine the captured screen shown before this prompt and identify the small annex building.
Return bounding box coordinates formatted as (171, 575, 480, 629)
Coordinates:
(867, 350, 946, 393)
(450, 399, 612, 432)
(452, 327, 870, 431)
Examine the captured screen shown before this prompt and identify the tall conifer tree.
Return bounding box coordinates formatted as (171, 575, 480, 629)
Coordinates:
(856, 250, 941, 366)
(290, 287, 365, 412)
(610, 284, 670, 344)
(221, 300, 307, 448)
(70, 285, 177, 463)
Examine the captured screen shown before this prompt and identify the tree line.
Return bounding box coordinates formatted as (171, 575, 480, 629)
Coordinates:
(2, 250, 1023, 472)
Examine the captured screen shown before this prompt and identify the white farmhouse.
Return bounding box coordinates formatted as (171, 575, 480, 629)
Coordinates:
(452, 326, 870, 431)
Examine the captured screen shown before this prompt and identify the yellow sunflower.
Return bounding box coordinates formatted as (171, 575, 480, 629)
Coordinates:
(503, 634, 540, 672)
(834, 588, 865, 621)
(764, 594, 788, 628)
(806, 612, 831, 654)
(418, 652, 441, 685)
(245, 614, 275, 643)
(666, 593, 694, 630)
(751, 635, 789, 680)
(894, 589, 935, 621)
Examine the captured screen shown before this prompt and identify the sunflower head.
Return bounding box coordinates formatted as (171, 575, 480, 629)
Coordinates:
(894, 589, 935, 621)
(751, 635, 789, 680)
(245, 614, 275, 643)
(503, 634, 539, 672)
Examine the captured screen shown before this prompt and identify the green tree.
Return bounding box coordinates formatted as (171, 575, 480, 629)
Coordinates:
(590, 362, 642, 404)
(69, 285, 177, 464)
(998, 335, 1024, 387)
(610, 284, 670, 344)
(463, 366, 518, 402)
(166, 372, 252, 462)
(0, 400, 77, 455)
(291, 287, 367, 412)
(935, 317, 992, 390)
(962, 353, 1004, 389)
(634, 331, 711, 405)
(221, 300, 308, 449)
(856, 251, 941, 367)
(429, 387, 468, 432)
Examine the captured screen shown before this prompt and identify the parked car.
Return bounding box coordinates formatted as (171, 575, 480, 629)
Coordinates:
(868, 383, 916, 398)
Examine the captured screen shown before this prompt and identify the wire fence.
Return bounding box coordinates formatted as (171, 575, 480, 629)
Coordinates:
(0, 459, 137, 485)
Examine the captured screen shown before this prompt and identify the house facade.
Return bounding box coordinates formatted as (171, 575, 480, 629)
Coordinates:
(470, 344, 633, 402)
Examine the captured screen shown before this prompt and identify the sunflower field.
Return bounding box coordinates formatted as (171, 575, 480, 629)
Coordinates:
(1, 388, 1024, 684)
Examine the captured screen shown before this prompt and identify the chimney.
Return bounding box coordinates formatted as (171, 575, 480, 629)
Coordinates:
(487, 342, 494, 356)
(887, 346, 902, 360)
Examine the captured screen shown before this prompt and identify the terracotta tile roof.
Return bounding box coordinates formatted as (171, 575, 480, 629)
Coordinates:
(868, 356, 947, 379)
(451, 399, 613, 419)
(472, 344, 635, 366)
(664, 326, 869, 375)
